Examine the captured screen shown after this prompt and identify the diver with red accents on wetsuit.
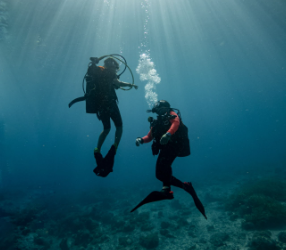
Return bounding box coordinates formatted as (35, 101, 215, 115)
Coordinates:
(131, 100, 207, 219)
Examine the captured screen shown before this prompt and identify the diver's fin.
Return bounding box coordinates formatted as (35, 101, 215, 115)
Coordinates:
(93, 145, 116, 178)
(103, 145, 116, 172)
(130, 191, 174, 213)
(94, 152, 103, 166)
(93, 152, 104, 176)
(184, 182, 207, 219)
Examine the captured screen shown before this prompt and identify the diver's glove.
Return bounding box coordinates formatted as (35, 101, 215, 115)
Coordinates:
(132, 84, 138, 90)
(160, 132, 171, 145)
(135, 137, 144, 146)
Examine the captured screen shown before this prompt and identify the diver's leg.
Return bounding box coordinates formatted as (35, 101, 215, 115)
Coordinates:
(170, 176, 185, 189)
(95, 112, 111, 152)
(114, 126, 122, 148)
(110, 102, 123, 149)
(156, 148, 177, 192)
(156, 147, 186, 189)
(96, 128, 111, 151)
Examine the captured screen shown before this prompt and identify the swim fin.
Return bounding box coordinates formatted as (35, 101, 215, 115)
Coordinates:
(93, 145, 116, 177)
(130, 191, 174, 213)
(184, 182, 207, 219)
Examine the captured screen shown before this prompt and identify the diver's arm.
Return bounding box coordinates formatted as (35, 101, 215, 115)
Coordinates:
(160, 112, 180, 145)
(136, 129, 153, 146)
(142, 129, 153, 143)
(113, 79, 138, 89)
(167, 111, 180, 135)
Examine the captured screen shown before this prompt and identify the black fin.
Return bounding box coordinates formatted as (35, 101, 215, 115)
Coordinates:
(94, 152, 103, 166)
(184, 182, 207, 219)
(93, 152, 104, 176)
(93, 145, 116, 178)
(130, 191, 174, 213)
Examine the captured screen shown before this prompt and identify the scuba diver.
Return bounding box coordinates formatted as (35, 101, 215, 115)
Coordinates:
(69, 54, 138, 177)
(132, 100, 207, 219)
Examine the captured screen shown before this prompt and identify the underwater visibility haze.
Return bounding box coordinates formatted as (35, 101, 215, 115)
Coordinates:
(0, 0, 286, 249)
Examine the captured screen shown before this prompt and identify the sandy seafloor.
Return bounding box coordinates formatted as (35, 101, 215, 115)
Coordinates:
(1, 168, 286, 250)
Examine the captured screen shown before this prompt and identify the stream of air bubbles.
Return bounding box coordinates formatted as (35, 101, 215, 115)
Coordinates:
(136, 0, 161, 108)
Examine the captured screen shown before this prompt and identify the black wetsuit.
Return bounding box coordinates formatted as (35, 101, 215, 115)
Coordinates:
(143, 111, 190, 189)
(156, 145, 185, 189)
(100, 100, 122, 130)
(87, 66, 123, 130)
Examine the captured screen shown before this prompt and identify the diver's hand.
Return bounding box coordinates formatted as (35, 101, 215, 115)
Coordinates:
(132, 84, 138, 90)
(160, 133, 171, 145)
(135, 137, 144, 146)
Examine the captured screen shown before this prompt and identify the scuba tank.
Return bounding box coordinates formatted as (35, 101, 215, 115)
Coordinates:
(68, 54, 134, 115)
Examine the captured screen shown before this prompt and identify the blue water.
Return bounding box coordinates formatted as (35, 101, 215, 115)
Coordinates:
(1, 0, 286, 249)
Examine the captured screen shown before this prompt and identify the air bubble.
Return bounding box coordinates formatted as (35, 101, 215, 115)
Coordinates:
(136, 54, 161, 107)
